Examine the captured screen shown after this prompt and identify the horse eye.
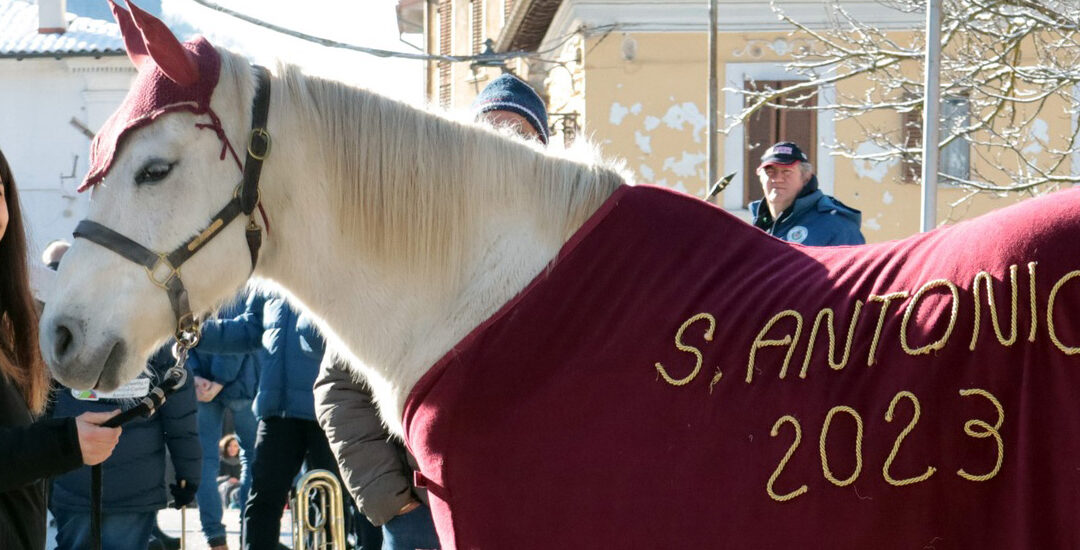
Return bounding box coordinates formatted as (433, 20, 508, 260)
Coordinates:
(135, 160, 175, 185)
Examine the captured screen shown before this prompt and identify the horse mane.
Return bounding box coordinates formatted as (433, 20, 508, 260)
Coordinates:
(222, 50, 630, 281)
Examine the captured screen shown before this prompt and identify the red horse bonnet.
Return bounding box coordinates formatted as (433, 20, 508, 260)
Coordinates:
(81, 0, 224, 191)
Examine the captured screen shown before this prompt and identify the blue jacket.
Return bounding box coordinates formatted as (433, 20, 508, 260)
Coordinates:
(186, 350, 258, 402)
(196, 292, 325, 421)
(186, 299, 259, 402)
(750, 175, 865, 246)
(49, 347, 201, 513)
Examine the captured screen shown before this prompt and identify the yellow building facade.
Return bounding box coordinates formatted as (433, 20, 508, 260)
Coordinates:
(410, 0, 1074, 242)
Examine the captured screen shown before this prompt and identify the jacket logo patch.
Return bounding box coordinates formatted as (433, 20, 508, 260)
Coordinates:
(787, 226, 809, 243)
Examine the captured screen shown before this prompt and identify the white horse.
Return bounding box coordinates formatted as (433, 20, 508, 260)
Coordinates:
(40, 3, 1080, 548)
(41, 25, 623, 438)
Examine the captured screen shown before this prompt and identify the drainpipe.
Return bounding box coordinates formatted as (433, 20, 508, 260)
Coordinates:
(707, 0, 719, 201)
(38, 0, 69, 34)
(920, 0, 942, 232)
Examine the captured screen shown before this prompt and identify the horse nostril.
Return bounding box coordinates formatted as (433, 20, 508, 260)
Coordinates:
(53, 323, 74, 362)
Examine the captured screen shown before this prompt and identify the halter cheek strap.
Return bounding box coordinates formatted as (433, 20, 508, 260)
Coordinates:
(73, 65, 272, 340)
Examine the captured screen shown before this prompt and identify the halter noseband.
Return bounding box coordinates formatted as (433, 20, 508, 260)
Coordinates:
(73, 65, 272, 344)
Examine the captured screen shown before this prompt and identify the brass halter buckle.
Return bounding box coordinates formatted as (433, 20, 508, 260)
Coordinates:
(248, 127, 272, 160)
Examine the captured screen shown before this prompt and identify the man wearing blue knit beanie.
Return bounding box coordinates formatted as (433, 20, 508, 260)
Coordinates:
(472, 73, 550, 144)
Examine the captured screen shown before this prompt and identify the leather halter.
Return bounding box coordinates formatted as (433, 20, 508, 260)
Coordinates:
(73, 65, 271, 341)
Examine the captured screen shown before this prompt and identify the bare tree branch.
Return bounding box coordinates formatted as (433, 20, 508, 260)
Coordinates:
(726, 0, 1080, 194)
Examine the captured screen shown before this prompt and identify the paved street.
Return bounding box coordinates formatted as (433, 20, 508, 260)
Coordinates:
(46, 507, 293, 549)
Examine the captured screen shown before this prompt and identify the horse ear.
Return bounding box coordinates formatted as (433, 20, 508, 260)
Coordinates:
(108, 0, 151, 70)
(123, 0, 200, 87)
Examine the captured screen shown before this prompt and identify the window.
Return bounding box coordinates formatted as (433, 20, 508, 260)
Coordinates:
(902, 95, 971, 184)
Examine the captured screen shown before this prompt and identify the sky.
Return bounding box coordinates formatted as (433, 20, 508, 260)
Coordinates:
(161, 0, 425, 104)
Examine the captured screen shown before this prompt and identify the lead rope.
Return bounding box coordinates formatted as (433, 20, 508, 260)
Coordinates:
(89, 323, 199, 550)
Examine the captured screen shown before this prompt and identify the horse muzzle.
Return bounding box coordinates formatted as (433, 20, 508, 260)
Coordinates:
(41, 315, 128, 391)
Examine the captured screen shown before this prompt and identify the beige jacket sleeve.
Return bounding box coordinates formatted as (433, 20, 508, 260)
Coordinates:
(313, 354, 427, 526)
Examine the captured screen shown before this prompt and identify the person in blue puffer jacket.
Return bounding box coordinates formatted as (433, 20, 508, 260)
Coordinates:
(49, 345, 200, 550)
(196, 290, 376, 550)
(187, 293, 259, 550)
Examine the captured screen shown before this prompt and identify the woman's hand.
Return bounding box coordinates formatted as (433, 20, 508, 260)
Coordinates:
(75, 410, 122, 466)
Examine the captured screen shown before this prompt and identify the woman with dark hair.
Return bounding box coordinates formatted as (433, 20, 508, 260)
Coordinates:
(0, 147, 123, 550)
(217, 433, 242, 509)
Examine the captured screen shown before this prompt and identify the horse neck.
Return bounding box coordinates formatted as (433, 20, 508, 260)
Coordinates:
(249, 75, 612, 431)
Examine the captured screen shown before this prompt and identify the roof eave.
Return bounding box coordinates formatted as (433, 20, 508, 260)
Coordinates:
(0, 50, 125, 60)
(495, 0, 563, 53)
(395, 0, 423, 34)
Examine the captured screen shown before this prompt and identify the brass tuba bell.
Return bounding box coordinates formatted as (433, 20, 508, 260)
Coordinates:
(291, 469, 346, 550)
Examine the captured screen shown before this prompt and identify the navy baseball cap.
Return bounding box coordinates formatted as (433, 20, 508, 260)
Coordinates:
(472, 73, 549, 144)
(758, 141, 809, 169)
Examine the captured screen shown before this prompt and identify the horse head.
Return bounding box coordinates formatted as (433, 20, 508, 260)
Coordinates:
(40, 0, 260, 390)
(40, 0, 628, 420)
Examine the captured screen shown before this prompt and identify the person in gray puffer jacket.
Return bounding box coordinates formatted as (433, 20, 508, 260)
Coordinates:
(314, 354, 440, 549)
(749, 141, 865, 246)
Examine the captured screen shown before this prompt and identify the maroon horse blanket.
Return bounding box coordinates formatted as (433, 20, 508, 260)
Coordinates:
(404, 185, 1079, 549)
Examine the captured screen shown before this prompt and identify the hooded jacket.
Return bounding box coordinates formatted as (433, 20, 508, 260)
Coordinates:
(186, 299, 259, 403)
(197, 292, 325, 420)
(49, 347, 200, 513)
(750, 174, 865, 246)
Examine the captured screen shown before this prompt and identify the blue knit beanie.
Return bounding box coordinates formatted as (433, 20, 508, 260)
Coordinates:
(472, 73, 549, 144)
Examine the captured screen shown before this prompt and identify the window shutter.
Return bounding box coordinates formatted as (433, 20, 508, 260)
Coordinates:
(743, 81, 780, 206)
(901, 104, 922, 184)
(438, 0, 453, 108)
(743, 80, 818, 207)
(471, 0, 484, 54)
(941, 97, 971, 182)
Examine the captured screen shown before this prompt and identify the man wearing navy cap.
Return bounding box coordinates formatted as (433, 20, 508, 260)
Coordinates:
(750, 141, 865, 246)
(472, 73, 549, 144)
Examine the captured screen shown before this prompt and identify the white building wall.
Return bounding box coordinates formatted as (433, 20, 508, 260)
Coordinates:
(0, 56, 133, 261)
